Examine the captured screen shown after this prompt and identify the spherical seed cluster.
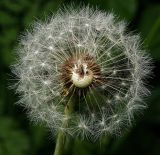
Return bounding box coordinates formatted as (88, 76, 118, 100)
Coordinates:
(12, 6, 152, 140)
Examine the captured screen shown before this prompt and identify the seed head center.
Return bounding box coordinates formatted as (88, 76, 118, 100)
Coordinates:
(71, 62, 93, 88)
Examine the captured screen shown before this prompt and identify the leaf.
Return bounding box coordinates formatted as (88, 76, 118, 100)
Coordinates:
(29, 124, 46, 152)
(0, 11, 16, 25)
(0, 117, 30, 155)
(3, 0, 30, 13)
(73, 140, 94, 155)
(23, 2, 39, 26)
(86, 0, 137, 20)
(0, 75, 7, 114)
(41, 0, 63, 14)
(144, 87, 160, 122)
(138, 5, 160, 60)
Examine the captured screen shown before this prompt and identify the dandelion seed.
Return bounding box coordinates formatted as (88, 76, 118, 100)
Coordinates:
(115, 94, 121, 100)
(34, 50, 39, 54)
(85, 23, 89, 27)
(48, 35, 53, 39)
(91, 113, 95, 118)
(79, 122, 88, 129)
(113, 114, 117, 118)
(48, 46, 53, 50)
(121, 82, 126, 86)
(116, 119, 120, 124)
(107, 52, 111, 56)
(41, 62, 46, 67)
(113, 69, 117, 75)
(29, 66, 33, 70)
(43, 80, 51, 85)
(100, 121, 105, 126)
(77, 43, 82, 47)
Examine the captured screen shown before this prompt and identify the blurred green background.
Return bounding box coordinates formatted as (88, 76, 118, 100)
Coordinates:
(0, 0, 160, 155)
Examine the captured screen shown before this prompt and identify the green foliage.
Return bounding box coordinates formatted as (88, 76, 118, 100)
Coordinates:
(82, 0, 137, 20)
(0, 117, 29, 155)
(138, 5, 160, 59)
(0, 0, 159, 155)
(0, 11, 16, 25)
(105, 0, 137, 20)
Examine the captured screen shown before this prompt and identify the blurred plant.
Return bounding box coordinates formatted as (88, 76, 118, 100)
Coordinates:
(0, 117, 29, 155)
(11, 5, 152, 155)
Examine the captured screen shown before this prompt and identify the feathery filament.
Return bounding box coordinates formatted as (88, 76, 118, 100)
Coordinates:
(12, 6, 152, 140)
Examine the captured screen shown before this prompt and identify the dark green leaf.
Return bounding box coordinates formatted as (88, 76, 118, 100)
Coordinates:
(138, 5, 160, 59)
(0, 117, 30, 155)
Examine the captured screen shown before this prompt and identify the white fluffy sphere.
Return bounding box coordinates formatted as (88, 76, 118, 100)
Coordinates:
(12, 6, 152, 140)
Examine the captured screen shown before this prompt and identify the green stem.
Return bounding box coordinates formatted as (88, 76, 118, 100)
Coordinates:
(53, 130, 65, 155)
(53, 98, 75, 155)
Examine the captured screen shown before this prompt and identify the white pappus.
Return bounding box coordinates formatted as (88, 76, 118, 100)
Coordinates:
(11, 5, 152, 141)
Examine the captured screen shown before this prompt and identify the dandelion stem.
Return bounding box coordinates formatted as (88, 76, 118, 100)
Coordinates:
(54, 98, 75, 155)
(53, 130, 65, 155)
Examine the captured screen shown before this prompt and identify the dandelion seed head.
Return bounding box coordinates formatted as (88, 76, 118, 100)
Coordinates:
(11, 5, 152, 141)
